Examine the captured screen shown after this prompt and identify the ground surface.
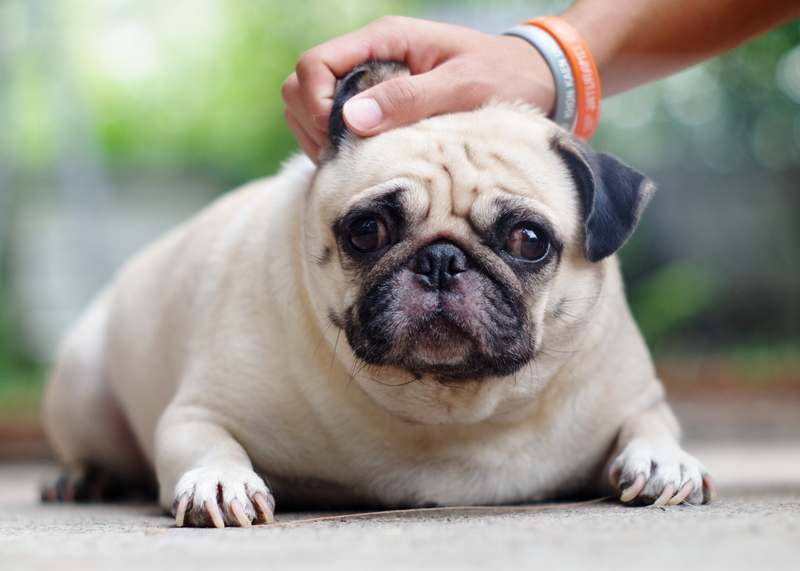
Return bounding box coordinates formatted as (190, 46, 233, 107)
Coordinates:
(1, 437, 799, 571)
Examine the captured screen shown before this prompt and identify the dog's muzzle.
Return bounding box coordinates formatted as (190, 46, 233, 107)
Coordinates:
(344, 240, 534, 380)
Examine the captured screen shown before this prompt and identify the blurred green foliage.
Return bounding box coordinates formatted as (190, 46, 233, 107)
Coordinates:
(89, 0, 421, 184)
(629, 262, 718, 343)
(8, 0, 422, 187)
(593, 20, 800, 175)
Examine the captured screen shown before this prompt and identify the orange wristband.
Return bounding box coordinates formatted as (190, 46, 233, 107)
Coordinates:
(524, 16, 601, 141)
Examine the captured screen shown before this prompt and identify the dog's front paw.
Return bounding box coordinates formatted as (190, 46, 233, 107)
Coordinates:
(609, 438, 716, 506)
(172, 466, 275, 528)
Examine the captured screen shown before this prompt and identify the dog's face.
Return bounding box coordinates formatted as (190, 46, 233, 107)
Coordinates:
(302, 63, 654, 425)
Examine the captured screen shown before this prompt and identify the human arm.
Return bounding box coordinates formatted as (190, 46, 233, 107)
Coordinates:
(565, 0, 800, 97)
(282, 0, 800, 162)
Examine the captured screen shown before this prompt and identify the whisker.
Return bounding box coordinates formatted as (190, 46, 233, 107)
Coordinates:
(312, 321, 336, 360)
(536, 349, 568, 371)
(328, 329, 342, 384)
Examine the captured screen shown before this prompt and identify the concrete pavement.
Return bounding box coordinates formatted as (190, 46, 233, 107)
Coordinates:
(1, 440, 799, 571)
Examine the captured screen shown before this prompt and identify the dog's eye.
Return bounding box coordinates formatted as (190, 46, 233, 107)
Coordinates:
(504, 223, 549, 262)
(347, 217, 389, 253)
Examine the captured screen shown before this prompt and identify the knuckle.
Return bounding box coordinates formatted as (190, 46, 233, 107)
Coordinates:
(281, 74, 298, 103)
(451, 68, 494, 106)
(295, 50, 317, 76)
(373, 14, 403, 29)
(384, 79, 424, 114)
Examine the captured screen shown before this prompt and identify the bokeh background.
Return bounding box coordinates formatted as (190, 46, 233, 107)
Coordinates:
(0, 0, 798, 428)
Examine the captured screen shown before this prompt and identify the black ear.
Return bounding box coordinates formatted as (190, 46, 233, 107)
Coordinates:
(326, 60, 409, 154)
(552, 135, 656, 263)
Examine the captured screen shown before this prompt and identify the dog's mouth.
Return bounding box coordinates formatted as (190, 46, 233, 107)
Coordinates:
(399, 311, 478, 367)
(343, 243, 534, 380)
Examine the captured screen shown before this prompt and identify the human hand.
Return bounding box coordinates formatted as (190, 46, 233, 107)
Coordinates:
(282, 16, 556, 162)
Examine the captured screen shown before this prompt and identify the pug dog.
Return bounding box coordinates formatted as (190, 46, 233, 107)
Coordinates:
(42, 61, 714, 527)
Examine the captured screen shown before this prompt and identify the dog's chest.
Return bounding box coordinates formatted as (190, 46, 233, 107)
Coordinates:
(241, 403, 613, 508)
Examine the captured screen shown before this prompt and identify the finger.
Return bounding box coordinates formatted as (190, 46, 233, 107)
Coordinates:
(341, 66, 479, 135)
(284, 107, 322, 163)
(174, 493, 189, 527)
(292, 17, 450, 136)
(620, 473, 647, 502)
(229, 498, 252, 528)
(253, 492, 275, 525)
(292, 29, 382, 127)
(204, 498, 225, 529)
(667, 481, 694, 505)
(282, 73, 328, 147)
(295, 16, 423, 87)
(654, 483, 676, 506)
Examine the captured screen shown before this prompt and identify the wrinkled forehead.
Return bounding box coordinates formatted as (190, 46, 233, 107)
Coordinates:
(311, 106, 581, 235)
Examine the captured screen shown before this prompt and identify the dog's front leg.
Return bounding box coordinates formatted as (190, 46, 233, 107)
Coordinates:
(155, 406, 275, 528)
(608, 401, 716, 506)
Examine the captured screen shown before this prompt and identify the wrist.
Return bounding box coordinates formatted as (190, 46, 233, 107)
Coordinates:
(505, 16, 601, 140)
(504, 26, 574, 131)
(499, 35, 557, 118)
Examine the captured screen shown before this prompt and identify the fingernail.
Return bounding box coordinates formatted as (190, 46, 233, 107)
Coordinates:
(343, 97, 383, 131)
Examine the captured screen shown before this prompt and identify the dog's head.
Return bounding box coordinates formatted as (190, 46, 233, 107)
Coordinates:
(303, 61, 654, 424)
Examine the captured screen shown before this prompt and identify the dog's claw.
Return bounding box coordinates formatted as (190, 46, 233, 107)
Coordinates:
(205, 499, 225, 528)
(654, 483, 676, 506)
(175, 493, 189, 527)
(620, 473, 646, 502)
(230, 498, 252, 527)
(667, 481, 694, 505)
(253, 492, 275, 524)
(703, 474, 717, 503)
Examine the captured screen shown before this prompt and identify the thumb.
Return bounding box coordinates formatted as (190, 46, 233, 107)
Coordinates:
(342, 72, 459, 135)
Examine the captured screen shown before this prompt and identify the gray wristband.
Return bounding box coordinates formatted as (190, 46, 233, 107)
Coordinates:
(503, 25, 576, 132)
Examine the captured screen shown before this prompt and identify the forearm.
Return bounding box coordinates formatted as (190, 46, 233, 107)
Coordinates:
(562, 0, 800, 97)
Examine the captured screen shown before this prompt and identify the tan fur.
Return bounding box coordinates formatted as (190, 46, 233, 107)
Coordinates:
(43, 104, 711, 525)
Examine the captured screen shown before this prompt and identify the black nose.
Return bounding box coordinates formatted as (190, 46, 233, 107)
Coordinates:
(408, 242, 472, 291)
